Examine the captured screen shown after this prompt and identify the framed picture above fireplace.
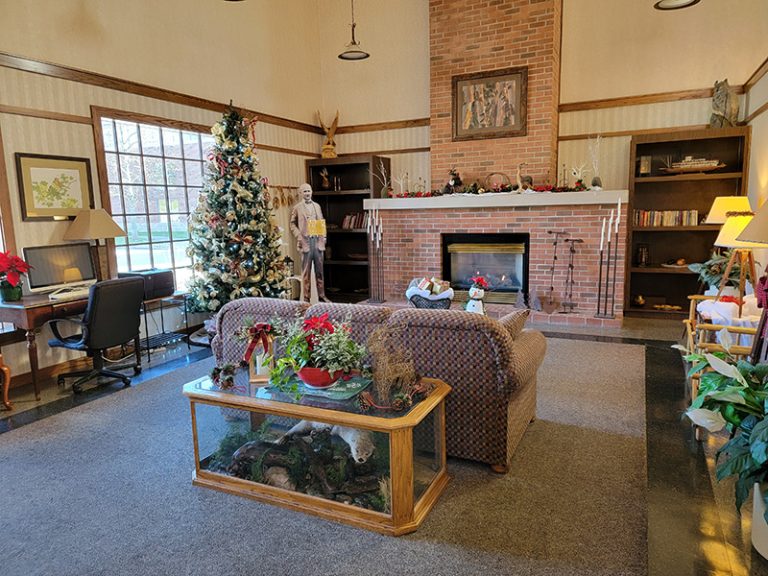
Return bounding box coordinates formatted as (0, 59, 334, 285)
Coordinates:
(452, 66, 528, 141)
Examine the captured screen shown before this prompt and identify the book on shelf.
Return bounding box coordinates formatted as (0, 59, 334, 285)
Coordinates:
(341, 212, 369, 230)
(633, 209, 699, 228)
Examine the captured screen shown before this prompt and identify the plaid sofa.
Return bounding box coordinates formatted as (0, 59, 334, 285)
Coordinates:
(211, 297, 546, 472)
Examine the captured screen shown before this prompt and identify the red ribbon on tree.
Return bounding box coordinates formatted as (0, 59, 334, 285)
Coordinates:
(242, 323, 273, 363)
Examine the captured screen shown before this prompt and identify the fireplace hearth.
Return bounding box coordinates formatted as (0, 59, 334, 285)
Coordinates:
(442, 233, 530, 304)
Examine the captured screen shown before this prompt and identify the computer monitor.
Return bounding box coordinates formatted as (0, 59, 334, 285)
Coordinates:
(23, 242, 97, 294)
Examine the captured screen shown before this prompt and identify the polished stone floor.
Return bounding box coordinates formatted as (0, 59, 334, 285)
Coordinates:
(1, 318, 766, 574)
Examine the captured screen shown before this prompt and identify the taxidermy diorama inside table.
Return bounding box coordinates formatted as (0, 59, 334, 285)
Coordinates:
(183, 371, 450, 535)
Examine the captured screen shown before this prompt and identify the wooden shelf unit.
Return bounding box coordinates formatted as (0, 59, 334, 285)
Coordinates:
(306, 155, 390, 303)
(624, 127, 751, 318)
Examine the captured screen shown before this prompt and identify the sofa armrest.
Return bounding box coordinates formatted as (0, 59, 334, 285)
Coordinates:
(507, 329, 547, 387)
(498, 309, 530, 339)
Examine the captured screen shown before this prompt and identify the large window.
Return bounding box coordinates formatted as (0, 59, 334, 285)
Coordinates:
(99, 115, 214, 289)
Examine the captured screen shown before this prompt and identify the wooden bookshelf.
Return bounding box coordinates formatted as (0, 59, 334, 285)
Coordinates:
(624, 127, 751, 318)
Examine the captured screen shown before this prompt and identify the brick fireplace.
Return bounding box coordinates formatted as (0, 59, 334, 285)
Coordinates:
(365, 191, 628, 327)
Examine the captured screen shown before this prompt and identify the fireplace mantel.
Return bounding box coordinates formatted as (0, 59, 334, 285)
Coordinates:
(364, 189, 628, 211)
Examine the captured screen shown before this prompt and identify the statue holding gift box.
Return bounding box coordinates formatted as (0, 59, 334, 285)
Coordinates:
(290, 183, 330, 302)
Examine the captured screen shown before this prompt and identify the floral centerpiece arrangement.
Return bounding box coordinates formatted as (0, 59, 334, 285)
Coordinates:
(0, 251, 31, 302)
(270, 313, 366, 394)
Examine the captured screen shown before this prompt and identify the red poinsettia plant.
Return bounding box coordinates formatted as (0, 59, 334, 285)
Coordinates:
(0, 251, 31, 287)
(269, 313, 366, 395)
(470, 275, 489, 290)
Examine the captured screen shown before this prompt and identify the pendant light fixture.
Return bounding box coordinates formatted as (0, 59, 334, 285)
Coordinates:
(339, 0, 369, 61)
(653, 0, 701, 10)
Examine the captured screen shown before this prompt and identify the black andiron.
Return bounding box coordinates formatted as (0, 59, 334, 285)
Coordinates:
(560, 238, 584, 314)
(547, 230, 570, 305)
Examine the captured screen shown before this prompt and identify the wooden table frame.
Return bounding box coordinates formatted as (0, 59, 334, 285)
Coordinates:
(0, 294, 89, 405)
(183, 377, 450, 536)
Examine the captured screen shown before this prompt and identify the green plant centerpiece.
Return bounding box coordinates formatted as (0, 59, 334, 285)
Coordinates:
(688, 249, 742, 290)
(684, 346, 768, 522)
(269, 313, 366, 395)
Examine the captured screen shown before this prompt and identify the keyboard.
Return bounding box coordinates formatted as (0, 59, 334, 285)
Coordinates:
(49, 288, 91, 301)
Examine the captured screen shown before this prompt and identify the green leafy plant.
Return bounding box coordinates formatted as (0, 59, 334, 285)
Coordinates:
(688, 249, 742, 288)
(685, 348, 768, 518)
(268, 313, 366, 396)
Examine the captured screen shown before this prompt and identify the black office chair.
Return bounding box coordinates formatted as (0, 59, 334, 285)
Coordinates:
(48, 277, 144, 393)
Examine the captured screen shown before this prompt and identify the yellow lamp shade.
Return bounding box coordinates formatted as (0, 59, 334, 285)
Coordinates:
(715, 214, 765, 248)
(63, 208, 126, 240)
(737, 202, 768, 244)
(704, 196, 753, 224)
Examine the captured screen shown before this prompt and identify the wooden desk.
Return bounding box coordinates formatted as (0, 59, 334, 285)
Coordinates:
(0, 294, 88, 405)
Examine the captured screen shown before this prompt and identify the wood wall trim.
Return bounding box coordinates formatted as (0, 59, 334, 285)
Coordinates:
(0, 51, 323, 135)
(559, 86, 744, 113)
(558, 124, 710, 142)
(92, 106, 317, 158)
(9, 356, 91, 389)
(0, 104, 92, 125)
(746, 100, 768, 124)
(0, 123, 17, 254)
(745, 55, 768, 93)
(338, 147, 430, 157)
(336, 118, 430, 134)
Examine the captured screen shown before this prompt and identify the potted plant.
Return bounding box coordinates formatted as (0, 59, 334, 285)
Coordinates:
(0, 251, 31, 302)
(684, 348, 768, 557)
(270, 313, 366, 394)
(688, 249, 742, 293)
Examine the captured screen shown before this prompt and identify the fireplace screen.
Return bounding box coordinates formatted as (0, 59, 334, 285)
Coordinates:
(442, 234, 529, 304)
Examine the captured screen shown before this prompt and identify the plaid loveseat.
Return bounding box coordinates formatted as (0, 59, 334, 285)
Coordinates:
(211, 297, 546, 472)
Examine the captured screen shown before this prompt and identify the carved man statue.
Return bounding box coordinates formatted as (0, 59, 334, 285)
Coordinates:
(290, 183, 330, 302)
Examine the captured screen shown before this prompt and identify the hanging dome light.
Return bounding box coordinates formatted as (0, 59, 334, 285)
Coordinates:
(339, 0, 370, 61)
(653, 0, 701, 10)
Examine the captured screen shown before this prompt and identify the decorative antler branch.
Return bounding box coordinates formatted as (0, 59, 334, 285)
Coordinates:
(588, 135, 602, 178)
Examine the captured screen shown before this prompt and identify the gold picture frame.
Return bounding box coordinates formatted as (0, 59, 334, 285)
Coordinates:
(15, 153, 95, 221)
(452, 66, 528, 141)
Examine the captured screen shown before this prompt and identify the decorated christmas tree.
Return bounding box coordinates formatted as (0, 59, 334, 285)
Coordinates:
(188, 108, 288, 312)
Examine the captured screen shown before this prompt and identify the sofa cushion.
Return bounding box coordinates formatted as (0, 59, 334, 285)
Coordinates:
(305, 302, 391, 347)
(498, 309, 530, 339)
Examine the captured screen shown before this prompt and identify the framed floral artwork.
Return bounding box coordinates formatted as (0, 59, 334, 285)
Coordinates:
(452, 66, 528, 141)
(15, 153, 95, 221)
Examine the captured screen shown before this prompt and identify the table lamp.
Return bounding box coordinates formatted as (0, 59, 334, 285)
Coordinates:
(704, 196, 753, 224)
(714, 210, 765, 315)
(63, 208, 126, 280)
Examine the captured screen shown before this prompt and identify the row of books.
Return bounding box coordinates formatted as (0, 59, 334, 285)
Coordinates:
(633, 209, 699, 228)
(341, 212, 369, 229)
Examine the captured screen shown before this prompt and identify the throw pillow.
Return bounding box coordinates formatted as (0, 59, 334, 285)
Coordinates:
(499, 309, 529, 339)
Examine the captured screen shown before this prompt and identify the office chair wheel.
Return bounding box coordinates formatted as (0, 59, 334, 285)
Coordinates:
(121, 377, 131, 387)
(72, 384, 83, 394)
(57, 377, 66, 387)
(133, 366, 142, 376)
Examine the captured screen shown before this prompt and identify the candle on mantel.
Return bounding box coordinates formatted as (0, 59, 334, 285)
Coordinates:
(600, 217, 606, 252)
(615, 197, 621, 233)
(607, 210, 614, 242)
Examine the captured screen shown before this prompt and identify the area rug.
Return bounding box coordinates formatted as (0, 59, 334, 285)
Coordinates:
(0, 337, 646, 576)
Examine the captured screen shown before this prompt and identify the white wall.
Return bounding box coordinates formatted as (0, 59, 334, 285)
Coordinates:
(0, 0, 323, 124)
(561, 0, 768, 103)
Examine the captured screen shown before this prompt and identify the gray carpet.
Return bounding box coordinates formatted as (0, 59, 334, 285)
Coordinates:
(0, 338, 647, 576)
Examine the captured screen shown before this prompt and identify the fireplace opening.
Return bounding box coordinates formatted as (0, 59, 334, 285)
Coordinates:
(442, 233, 530, 304)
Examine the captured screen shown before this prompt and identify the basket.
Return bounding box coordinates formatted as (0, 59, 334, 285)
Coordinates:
(409, 295, 452, 309)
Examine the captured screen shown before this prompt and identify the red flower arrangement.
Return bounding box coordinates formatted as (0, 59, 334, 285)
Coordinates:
(0, 251, 31, 287)
(470, 275, 489, 290)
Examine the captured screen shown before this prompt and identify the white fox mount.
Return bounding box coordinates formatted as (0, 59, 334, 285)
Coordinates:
(279, 419, 375, 463)
(318, 111, 340, 158)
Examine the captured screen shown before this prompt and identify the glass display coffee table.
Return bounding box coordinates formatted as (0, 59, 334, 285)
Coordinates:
(183, 370, 450, 535)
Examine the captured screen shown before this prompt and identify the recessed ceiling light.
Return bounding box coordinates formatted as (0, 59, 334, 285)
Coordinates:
(653, 0, 701, 10)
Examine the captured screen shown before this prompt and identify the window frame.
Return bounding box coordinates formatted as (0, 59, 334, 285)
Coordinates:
(0, 122, 24, 341)
(91, 106, 213, 288)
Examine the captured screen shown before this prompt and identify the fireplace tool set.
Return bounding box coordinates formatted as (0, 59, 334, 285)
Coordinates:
(561, 238, 584, 313)
(547, 230, 569, 306)
(596, 203, 621, 319)
(367, 207, 385, 303)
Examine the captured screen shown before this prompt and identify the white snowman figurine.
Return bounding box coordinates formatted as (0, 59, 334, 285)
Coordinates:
(465, 276, 487, 315)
